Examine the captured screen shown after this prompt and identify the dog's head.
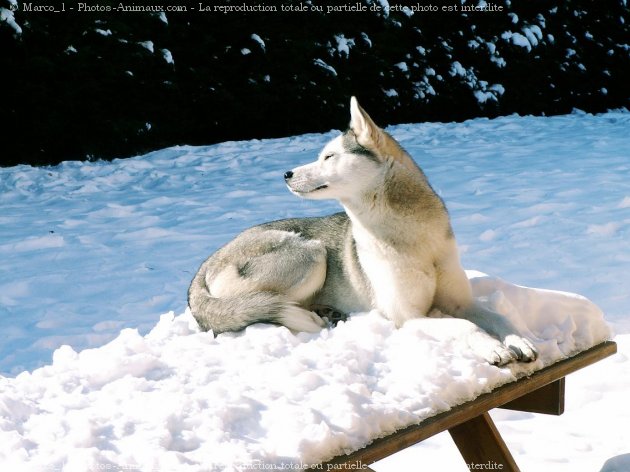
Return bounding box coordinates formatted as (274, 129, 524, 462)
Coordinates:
(285, 97, 415, 202)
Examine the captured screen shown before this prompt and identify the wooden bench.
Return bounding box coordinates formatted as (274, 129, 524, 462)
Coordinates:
(320, 341, 617, 472)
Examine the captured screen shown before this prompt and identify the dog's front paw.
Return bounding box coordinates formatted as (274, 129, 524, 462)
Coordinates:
(504, 335, 538, 362)
(468, 332, 517, 366)
(487, 342, 519, 366)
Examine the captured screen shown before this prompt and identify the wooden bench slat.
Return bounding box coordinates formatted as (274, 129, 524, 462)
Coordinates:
(321, 341, 616, 468)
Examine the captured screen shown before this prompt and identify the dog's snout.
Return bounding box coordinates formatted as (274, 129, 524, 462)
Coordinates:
(284, 170, 294, 180)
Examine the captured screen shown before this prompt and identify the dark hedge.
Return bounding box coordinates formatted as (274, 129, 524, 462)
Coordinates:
(2, 0, 629, 166)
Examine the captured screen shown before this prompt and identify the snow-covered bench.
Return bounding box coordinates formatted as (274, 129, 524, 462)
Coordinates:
(321, 341, 617, 472)
(1, 274, 614, 470)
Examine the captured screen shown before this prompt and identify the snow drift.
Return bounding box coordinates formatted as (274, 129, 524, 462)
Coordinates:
(1, 111, 628, 471)
(0, 272, 610, 471)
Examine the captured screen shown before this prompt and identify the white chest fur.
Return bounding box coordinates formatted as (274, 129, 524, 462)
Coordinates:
(352, 223, 438, 327)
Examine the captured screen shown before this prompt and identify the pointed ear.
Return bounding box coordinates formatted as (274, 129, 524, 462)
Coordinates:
(349, 96, 381, 148)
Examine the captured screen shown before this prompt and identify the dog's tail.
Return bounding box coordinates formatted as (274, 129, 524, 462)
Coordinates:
(188, 269, 326, 335)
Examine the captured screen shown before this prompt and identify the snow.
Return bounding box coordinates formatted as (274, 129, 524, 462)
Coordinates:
(522, 25, 543, 47)
(313, 58, 337, 76)
(490, 53, 507, 68)
(0, 289, 611, 470)
(413, 78, 436, 100)
(138, 41, 154, 53)
(1, 111, 629, 471)
(251, 33, 266, 52)
(377, 0, 390, 17)
(474, 83, 505, 104)
(360, 32, 372, 48)
(501, 31, 532, 51)
(490, 83, 505, 95)
(1, 5, 22, 35)
(448, 63, 505, 103)
(333, 34, 354, 57)
(450, 61, 467, 77)
(161, 48, 174, 64)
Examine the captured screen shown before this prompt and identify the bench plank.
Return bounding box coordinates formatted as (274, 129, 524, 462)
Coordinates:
(320, 341, 616, 468)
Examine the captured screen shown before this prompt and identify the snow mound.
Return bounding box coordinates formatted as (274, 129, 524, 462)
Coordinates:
(0, 273, 610, 471)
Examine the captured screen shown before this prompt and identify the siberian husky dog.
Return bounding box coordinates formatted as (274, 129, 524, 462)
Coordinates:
(189, 97, 537, 365)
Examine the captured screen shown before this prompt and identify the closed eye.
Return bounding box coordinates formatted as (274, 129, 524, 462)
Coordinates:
(323, 153, 334, 161)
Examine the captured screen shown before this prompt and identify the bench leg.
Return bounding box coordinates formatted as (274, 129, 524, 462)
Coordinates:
(500, 377, 565, 415)
(448, 412, 520, 472)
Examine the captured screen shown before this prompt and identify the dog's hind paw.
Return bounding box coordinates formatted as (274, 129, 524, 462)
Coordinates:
(310, 304, 348, 327)
(504, 335, 538, 362)
(278, 305, 327, 333)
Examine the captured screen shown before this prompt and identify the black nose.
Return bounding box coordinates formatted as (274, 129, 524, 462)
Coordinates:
(284, 170, 293, 180)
